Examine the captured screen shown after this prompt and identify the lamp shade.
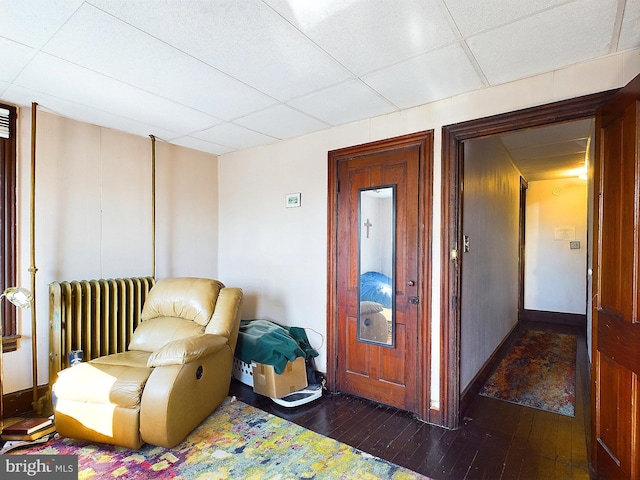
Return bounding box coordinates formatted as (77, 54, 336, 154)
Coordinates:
(3, 287, 33, 309)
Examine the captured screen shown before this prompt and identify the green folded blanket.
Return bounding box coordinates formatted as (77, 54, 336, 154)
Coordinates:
(236, 319, 317, 374)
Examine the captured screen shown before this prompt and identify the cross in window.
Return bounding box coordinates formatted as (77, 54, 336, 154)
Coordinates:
(364, 219, 372, 238)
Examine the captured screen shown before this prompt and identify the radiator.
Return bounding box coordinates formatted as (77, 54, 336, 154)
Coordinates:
(49, 277, 155, 378)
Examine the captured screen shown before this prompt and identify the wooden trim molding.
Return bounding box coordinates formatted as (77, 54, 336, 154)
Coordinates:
(1, 103, 18, 352)
(518, 309, 586, 327)
(459, 322, 519, 416)
(2, 385, 49, 417)
(440, 89, 617, 429)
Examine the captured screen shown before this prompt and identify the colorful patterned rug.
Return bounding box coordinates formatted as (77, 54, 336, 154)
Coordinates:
(8, 397, 428, 479)
(480, 329, 577, 416)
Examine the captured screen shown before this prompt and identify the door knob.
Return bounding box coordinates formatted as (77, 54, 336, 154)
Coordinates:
(407, 280, 415, 286)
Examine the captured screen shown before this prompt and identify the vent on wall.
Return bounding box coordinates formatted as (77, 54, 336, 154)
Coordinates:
(0, 107, 9, 139)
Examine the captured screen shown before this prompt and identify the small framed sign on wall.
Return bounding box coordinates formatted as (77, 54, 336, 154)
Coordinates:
(285, 192, 301, 208)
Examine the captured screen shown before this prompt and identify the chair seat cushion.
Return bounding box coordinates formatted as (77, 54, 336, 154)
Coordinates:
(54, 361, 153, 408)
(91, 351, 151, 368)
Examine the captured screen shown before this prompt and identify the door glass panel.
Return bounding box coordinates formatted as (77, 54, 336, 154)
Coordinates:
(358, 186, 395, 346)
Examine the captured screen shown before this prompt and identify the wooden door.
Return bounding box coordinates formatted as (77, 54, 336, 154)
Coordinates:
(334, 145, 420, 412)
(592, 73, 640, 478)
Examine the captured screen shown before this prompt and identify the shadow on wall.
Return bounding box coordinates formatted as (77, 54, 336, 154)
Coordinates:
(240, 292, 287, 325)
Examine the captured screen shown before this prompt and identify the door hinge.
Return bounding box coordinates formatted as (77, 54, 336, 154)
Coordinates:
(452, 295, 457, 310)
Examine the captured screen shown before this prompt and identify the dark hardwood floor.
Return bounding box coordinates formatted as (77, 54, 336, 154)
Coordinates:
(229, 321, 591, 479)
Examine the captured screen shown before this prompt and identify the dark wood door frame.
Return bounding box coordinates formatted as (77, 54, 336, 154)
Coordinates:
(518, 176, 528, 316)
(327, 131, 434, 421)
(440, 90, 617, 429)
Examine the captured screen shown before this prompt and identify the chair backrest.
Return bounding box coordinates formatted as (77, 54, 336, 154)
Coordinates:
(141, 277, 224, 325)
(129, 277, 242, 354)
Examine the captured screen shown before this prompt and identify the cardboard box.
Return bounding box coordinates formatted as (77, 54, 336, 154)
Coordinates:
(252, 356, 308, 398)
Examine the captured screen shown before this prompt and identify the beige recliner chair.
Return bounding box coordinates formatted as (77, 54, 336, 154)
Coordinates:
(53, 277, 243, 449)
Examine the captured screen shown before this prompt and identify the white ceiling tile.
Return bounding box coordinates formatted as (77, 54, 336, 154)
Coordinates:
(468, 0, 619, 85)
(192, 123, 277, 151)
(500, 119, 592, 150)
(170, 136, 233, 156)
(619, 0, 640, 51)
(234, 105, 329, 140)
(2, 84, 181, 141)
(516, 154, 587, 181)
(0, 0, 84, 49)
(0, 0, 633, 156)
(508, 141, 588, 161)
(363, 43, 484, 109)
(43, 4, 277, 120)
(0, 38, 34, 83)
(13, 53, 221, 135)
(266, 0, 457, 75)
(90, 0, 352, 101)
(499, 118, 593, 181)
(443, 0, 568, 37)
(289, 80, 397, 125)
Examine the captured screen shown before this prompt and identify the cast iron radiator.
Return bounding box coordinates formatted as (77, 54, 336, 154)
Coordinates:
(49, 276, 155, 377)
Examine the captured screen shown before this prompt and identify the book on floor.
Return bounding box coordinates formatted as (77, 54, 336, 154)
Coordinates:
(1, 424, 56, 442)
(2, 417, 53, 435)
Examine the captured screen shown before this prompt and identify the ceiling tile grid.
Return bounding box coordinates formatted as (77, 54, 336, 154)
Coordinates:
(0, 38, 35, 83)
(619, 0, 640, 50)
(10, 52, 221, 136)
(265, 0, 459, 75)
(5, 83, 183, 143)
(191, 122, 277, 151)
(287, 79, 397, 126)
(362, 42, 485, 109)
(0, 0, 85, 50)
(41, 3, 278, 121)
(442, 0, 570, 37)
(0, 0, 637, 156)
(233, 104, 329, 140)
(91, 0, 354, 101)
(465, 0, 621, 85)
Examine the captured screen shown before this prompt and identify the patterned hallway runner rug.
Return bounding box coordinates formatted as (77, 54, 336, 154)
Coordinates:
(7, 397, 428, 479)
(480, 329, 577, 416)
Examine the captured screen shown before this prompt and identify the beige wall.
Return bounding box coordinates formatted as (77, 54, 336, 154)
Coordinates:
(4, 48, 639, 405)
(6, 110, 218, 394)
(460, 137, 521, 392)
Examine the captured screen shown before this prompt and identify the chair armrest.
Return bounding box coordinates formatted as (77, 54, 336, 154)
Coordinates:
(147, 334, 228, 367)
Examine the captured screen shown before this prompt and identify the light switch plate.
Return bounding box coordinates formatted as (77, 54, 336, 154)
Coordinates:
(570, 241, 580, 249)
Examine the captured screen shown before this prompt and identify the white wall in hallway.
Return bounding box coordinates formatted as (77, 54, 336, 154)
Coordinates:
(525, 178, 588, 314)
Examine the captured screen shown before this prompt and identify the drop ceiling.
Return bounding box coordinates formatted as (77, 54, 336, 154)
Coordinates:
(500, 118, 593, 182)
(1, 0, 637, 156)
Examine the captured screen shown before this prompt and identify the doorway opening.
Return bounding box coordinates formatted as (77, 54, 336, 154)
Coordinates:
(459, 119, 593, 414)
(439, 90, 616, 429)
